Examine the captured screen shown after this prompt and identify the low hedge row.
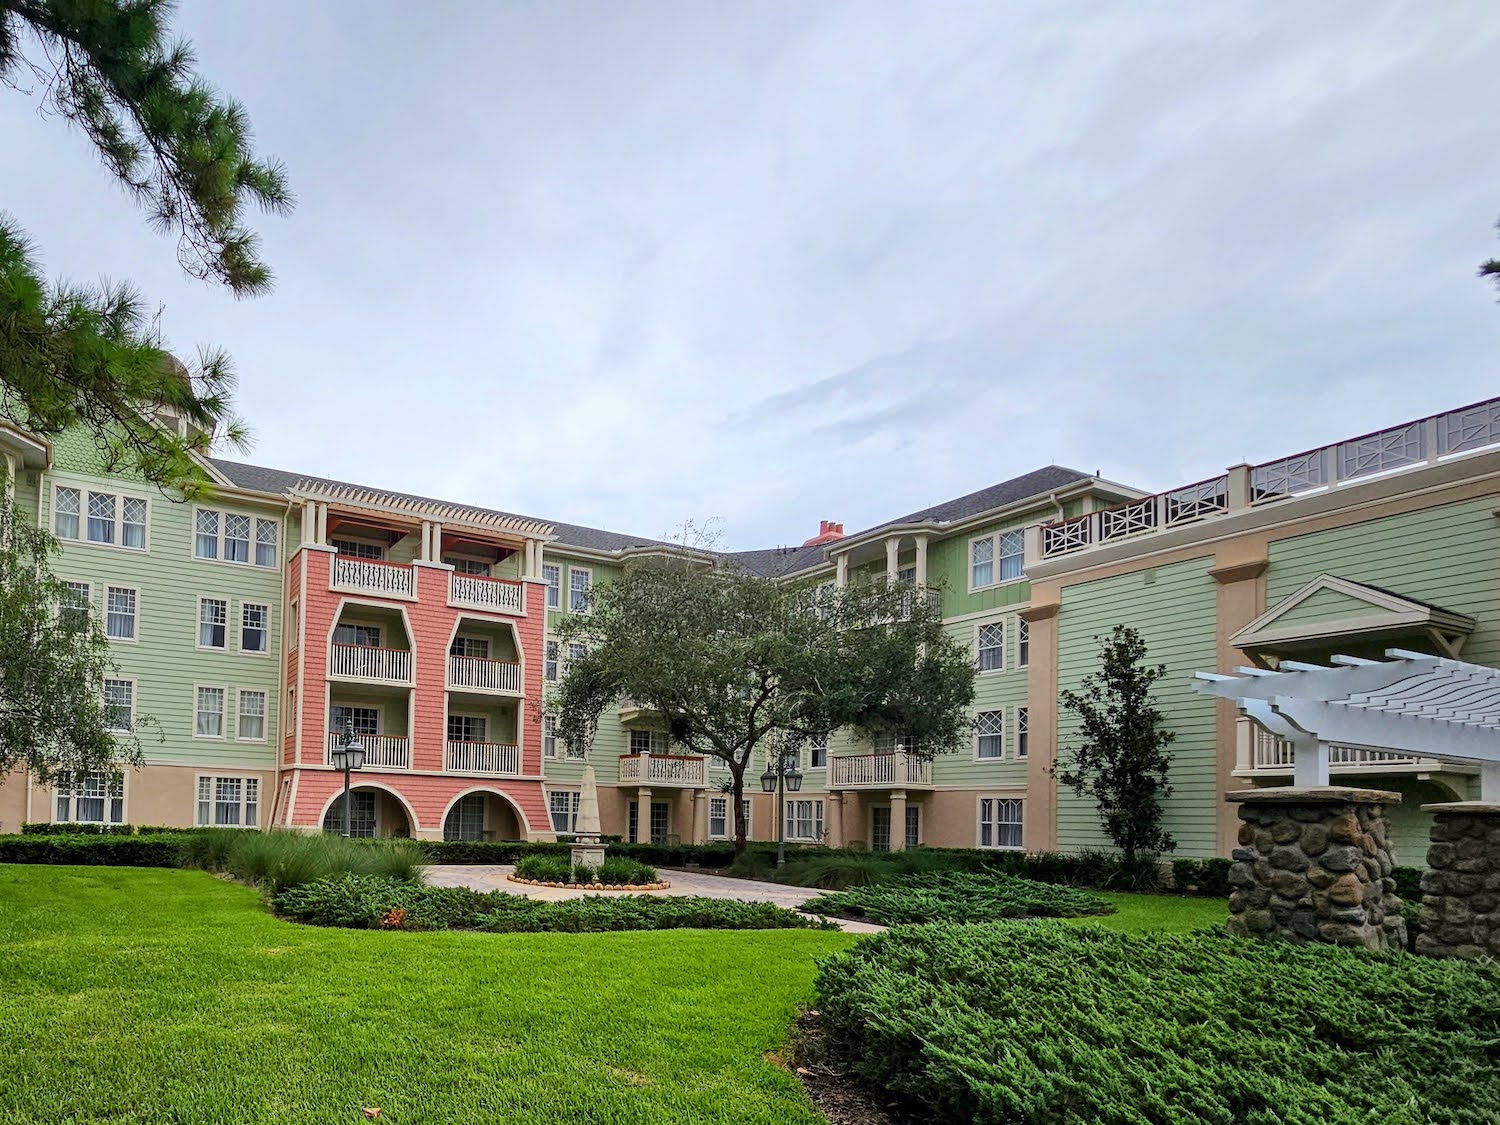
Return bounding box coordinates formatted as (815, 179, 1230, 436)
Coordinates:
(0, 834, 184, 866)
(272, 874, 835, 933)
(815, 922, 1500, 1124)
(18, 822, 203, 836)
(801, 872, 1113, 925)
(512, 854, 658, 886)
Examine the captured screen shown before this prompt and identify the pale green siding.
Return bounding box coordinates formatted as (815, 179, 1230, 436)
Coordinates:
(926, 513, 1034, 618)
(1056, 556, 1220, 857)
(41, 429, 283, 771)
(1274, 586, 1385, 628)
(931, 610, 1029, 788)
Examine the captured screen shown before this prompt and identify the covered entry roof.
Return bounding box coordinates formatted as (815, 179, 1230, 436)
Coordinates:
(1195, 650, 1500, 792)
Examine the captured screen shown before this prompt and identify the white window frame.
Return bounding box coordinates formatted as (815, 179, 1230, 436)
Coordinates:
(808, 732, 828, 769)
(1016, 706, 1029, 760)
(443, 554, 492, 576)
(783, 798, 825, 843)
(236, 689, 269, 743)
(547, 789, 581, 834)
(1017, 615, 1029, 668)
(53, 484, 150, 552)
(59, 579, 92, 631)
(331, 704, 382, 738)
(568, 566, 592, 613)
(197, 596, 229, 650)
(331, 536, 385, 560)
(104, 584, 139, 643)
(976, 621, 1004, 673)
(193, 684, 229, 741)
(54, 770, 126, 825)
(192, 507, 278, 568)
(196, 774, 261, 828)
(240, 602, 270, 654)
(968, 528, 1025, 592)
(975, 709, 1005, 760)
(449, 635, 490, 659)
(102, 676, 136, 733)
(446, 712, 489, 744)
(543, 563, 561, 609)
(542, 715, 557, 759)
(978, 795, 1025, 850)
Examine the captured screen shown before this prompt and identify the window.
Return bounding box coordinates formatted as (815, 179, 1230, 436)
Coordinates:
(122, 498, 147, 549)
(648, 801, 669, 843)
(104, 586, 137, 641)
(53, 487, 80, 539)
(225, 514, 251, 563)
(543, 564, 561, 609)
(241, 603, 269, 653)
(568, 567, 591, 612)
(545, 640, 558, 682)
(323, 791, 376, 837)
(872, 731, 916, 754)
(809, 732, 828, 769)
(195, 686, 226, 738)
(977, 622, 1004, 672)
(60, 581, 91, 629)
(897, 564, 916, 586)
(197, 509, 279, 566)
(709, 797, 729, 839)
(331, 706, 379, 736)
(255, 519, 278, 568)
(103, 678, 134, 732)
(237, 690, 267, 741)
(445, 793, 486, 841)
(567, 641, 584, 665)
(548, 790, 580, 834)
(979, 797, 1024, 849)
(784, 799, 825, 842)
(976, 710, 1004, 759)
(54, 771, 124, 824)
(1016, 707, 1029, 759)
(566, 734, 585, 761)
(543, 715, 557, 758)
(629, 729, 669, 755)
(450, 636, 489, 658)
(447, 714, 487, 743)
(87, 491, 116, 544)
(445, 555, 491, 576)
(198, 598, 227, 648)
(971, 529, 1025, 588)
(1017, 617, 1029, 667)
(333, 623, 381, 648)
(905, 805, 920, 849)
(332, 537, 384, 560)
(198, 776, 259, 827)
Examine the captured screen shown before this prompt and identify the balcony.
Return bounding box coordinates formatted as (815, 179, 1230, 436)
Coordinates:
(829, 752, 932, 789)
(325, 731, 410, 770)
(444, 740, 521, 776)
(447, 654, 522, 694)
(1233, 719, 1462, 778)
(329, 643, 413, 684)
(448, 572, 525, 615)
(331, 556, 415, 598)
(617, 753, 708, 788)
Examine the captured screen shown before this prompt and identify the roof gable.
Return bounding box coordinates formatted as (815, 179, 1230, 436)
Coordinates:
(1232, 574, 1476, 657)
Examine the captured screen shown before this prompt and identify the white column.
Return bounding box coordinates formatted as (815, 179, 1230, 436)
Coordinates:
(2, 453, 16, 502)
(885, 538, 900, 584)
(1293, 738, 1330, 788)
(316, 503, 329, 545)
(914, 534, 929, 587)
(835, 554, 848, 588)
(889, 791, 907, 852)
(301, 500, 316, 546)
(1482, 763, 1500, 802)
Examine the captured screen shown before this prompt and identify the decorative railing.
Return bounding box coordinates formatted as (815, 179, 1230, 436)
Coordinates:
(444, 740, 521, 775)
(1237, 720, 1419, 772)
(897, 584, 944, 619)
(1040, 395, 1500, 558)
(325, 731, 409, 770)
(447, 655, 521, 693)
(448, 572, 525, 614)
(617, 753, 708, 787)
(331, 556, 414, 598)
(829, 752, 931, 788)
(328, 643, 412, 683)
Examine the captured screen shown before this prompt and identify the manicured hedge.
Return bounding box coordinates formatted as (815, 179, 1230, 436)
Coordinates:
(419, 839, 764, 869)
(272, 874, 835, 933)
(512, 854, 658, 886)
(816, 922, 1500, 1124)
(801, 873, 1112, 925)
(0, 834, 184, 866)
(18, 822, 204, 836)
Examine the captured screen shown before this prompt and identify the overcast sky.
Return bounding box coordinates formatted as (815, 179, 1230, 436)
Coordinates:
(4, 2, 1499, 548)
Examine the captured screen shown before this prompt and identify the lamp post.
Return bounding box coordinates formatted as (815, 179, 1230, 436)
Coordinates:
(329, 720, 366, 838)
(760, 740, 804, 867)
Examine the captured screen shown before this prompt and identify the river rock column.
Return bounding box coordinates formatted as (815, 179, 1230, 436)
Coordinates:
(1415, 802, 1500, 960)
(1226, 787, 1405, 951)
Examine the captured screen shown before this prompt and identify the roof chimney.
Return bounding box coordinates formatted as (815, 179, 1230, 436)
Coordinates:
(802, 520, 846, 547)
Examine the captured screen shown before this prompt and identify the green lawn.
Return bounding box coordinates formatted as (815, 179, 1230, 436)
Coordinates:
(1071, 890, 1227, 935)
(0, 866, 855, 1125)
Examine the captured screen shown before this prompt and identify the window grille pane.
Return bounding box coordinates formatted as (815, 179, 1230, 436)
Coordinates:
(121, 498, 147, 548)
(225, 514, 251, 563)
(61, 582, 90, 629)
(197, 777, 212, 826)
(238, 691, 266, 740)
(998, 530, 1025, 581)
(709, 797, 727, 838)
(106, 587, 136, 640)
(54, 487, 80, 538)
(216, 777, 243, 825)
(977, 623, 1004, 671)
(1017, 708, 1029, 759)
(543, 715, 557, 758)
(1017, 617, 1029, 666)
(103, 680, 133, 731)
(543, 565, 560, 608)
(809, 733, 828, 768)
(87, 492, 116, 544)
(245, 779, 259, 827)
(545, 640, 558, 682)
(199, 599, 227, 647)
(255, 519, 278, 568)
(569, 569, 591, 611)
(195, 509, 219, 558)
(971, 536, 994, 586)
(976, 710, 1004, 758)
(242, 604, 268, 652)
(196, 686, 225, 737)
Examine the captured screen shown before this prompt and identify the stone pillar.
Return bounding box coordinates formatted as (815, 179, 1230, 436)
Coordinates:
(889, 791, 907, 853)
(1226, 787, 1405, 951)
(1415, 802, 1500, 960)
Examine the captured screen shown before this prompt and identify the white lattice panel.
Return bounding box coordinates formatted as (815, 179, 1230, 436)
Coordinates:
(1099, 497, 1156, 542)
(1337, 422, 1424, 480)
(1042, 518, 1090, 556)
(1162, 476, 1227, 524)
(1251, 449, 1328, 501)
(1438, 400, 1500, 455)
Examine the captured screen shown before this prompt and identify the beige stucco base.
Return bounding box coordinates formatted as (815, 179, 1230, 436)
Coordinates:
(0, 763, 279, 831)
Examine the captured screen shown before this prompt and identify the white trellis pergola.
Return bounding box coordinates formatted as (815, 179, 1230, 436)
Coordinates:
(1194, 650, 1500, 797)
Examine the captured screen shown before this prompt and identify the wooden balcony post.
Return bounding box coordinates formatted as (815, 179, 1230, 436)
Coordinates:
(885, 537, 900, 584)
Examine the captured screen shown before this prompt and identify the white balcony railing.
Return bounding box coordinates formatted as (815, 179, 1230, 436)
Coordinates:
(329, 643, 412, 683)
(448, 572, 524, 615)
(444, 740, 521, 776)
(331, 556, 415, 598)
(1236, 719, 1421, 772)
(829, 752, 932, 789)
(325, 731, 410, 770)
(618, 753, 708, 788)
(446, 655, 522, 693)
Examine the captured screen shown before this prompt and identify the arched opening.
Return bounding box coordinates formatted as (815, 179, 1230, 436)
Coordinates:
(322, 785, 414, 837)
(443, 790, 525, 841)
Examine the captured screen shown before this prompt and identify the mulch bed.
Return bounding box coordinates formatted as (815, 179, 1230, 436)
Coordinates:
(786, 1008, 899, 1125)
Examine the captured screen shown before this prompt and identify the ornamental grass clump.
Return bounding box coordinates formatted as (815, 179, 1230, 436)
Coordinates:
(800, 872, 1112, 925)
(181, 829, 425, 894)
(512, 854, 659, 886)
(815, 922, 1500, 1124)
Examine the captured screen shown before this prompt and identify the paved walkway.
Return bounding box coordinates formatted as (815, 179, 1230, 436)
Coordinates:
(424, 864, 883, 934)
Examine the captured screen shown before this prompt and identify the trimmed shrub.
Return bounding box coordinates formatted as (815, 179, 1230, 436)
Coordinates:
(599, 857, 658, 885)
(816, 922, 1500, 1124)
(513, 854, 659, 886)
(20, 821, 135, 836)
(513, 854, 573, 882)
(1170, 857, 1234, 897)
(1393, 865, 1423, 903)
(801, 872, 1112, 925)
(0, 834, 184, 865)
(273, 874, 833, 932)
